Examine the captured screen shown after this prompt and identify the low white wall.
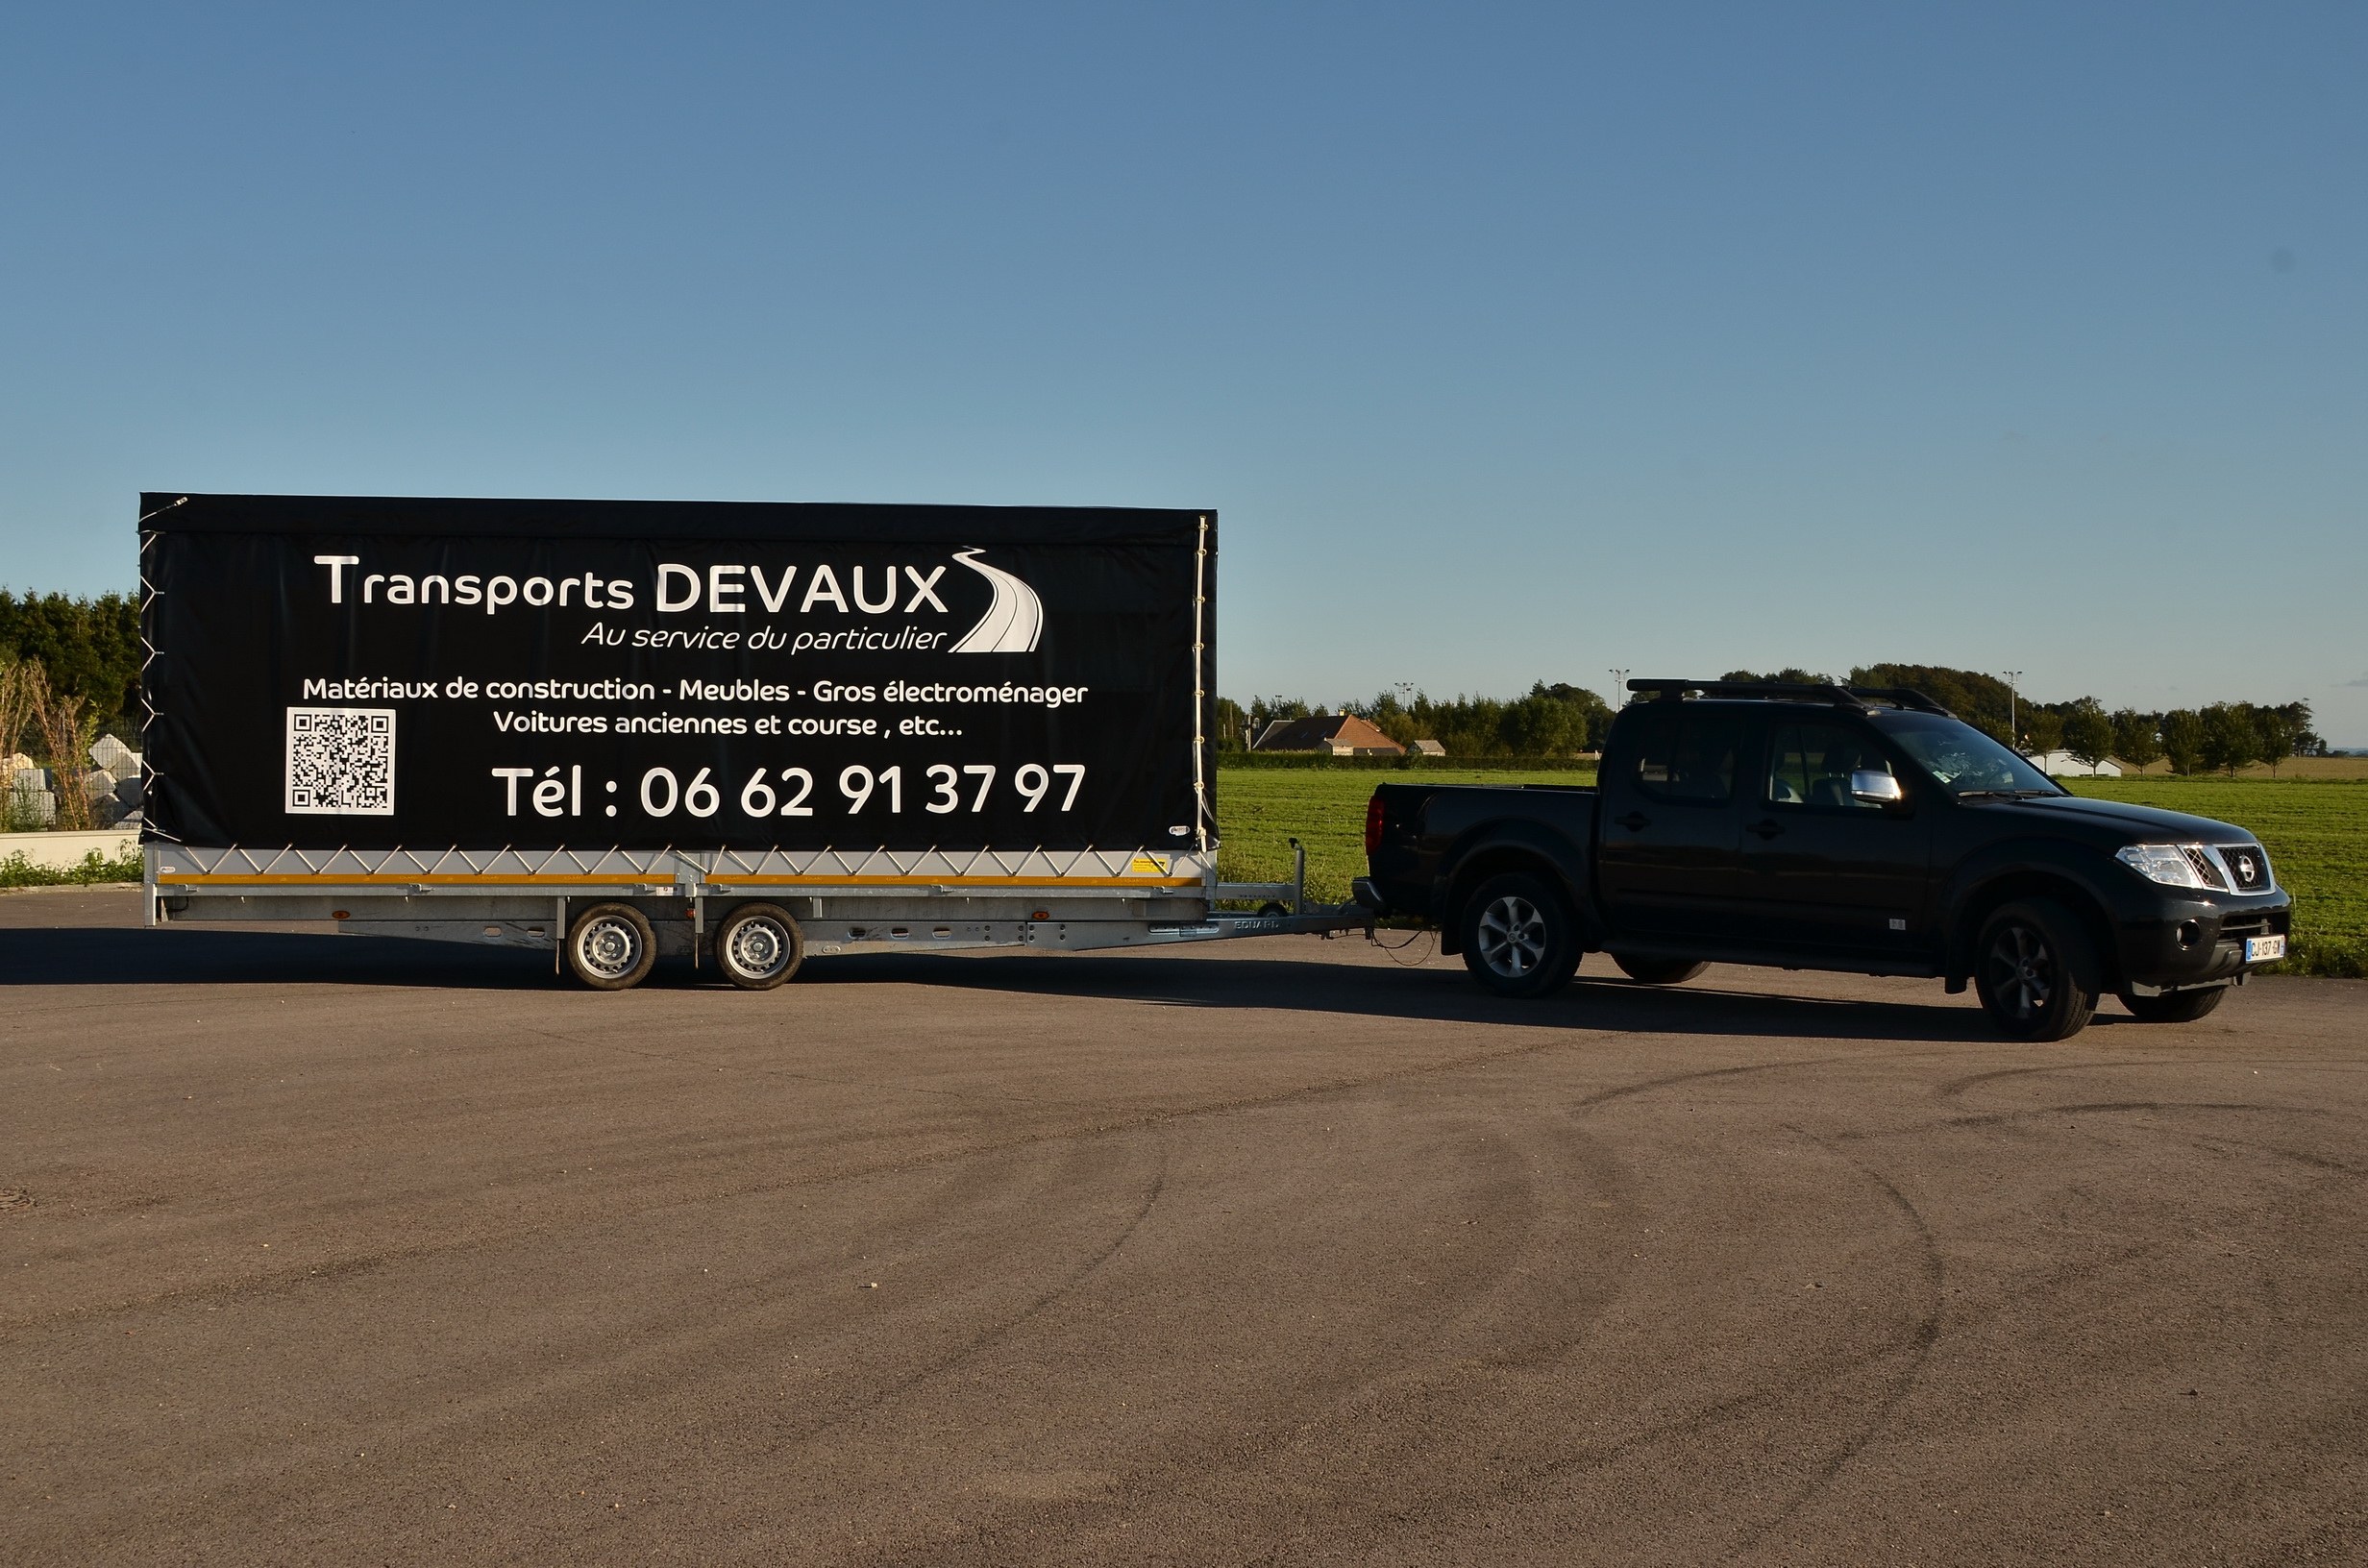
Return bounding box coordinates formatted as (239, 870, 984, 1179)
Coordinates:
(0, 829, 141, 870)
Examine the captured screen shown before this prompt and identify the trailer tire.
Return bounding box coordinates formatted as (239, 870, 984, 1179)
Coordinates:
(715, 902, 804, 990)
(566, 902, 657, 991)
(1460, 872, 1581, 999)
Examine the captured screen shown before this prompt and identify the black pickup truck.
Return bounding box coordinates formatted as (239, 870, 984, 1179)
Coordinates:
(1356, 680, 2293, 1041)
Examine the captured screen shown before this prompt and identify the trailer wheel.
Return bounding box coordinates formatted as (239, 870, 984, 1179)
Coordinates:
(566, 902, 656, 991)
(1460, 872, 1581, 999)
(714, 902, 804, 990)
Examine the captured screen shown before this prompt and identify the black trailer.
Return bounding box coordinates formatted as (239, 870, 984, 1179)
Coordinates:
(138, 494, 1364, 988)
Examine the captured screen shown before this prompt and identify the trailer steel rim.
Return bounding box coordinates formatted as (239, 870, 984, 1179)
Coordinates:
(575, 915, 645, 980)
(723, 917, 794, 980)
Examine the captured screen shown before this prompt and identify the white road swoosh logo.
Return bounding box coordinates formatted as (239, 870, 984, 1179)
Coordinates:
(948, 548, 1044, 653)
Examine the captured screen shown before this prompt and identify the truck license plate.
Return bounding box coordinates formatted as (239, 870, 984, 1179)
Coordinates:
(2245, 935, 2286, 963)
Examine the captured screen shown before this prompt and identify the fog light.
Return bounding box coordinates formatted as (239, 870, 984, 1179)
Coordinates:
(2177, 920, 2203, 948)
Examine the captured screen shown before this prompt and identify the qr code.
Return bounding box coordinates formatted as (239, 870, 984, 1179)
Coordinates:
(285, 708, 396, 816)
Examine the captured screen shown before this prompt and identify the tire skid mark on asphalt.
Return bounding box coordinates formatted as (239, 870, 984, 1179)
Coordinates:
(1781, 1108, 2358, 1360)
(3, 1017, 1662, 1335)
(1310, 1130, 1959, 1559)
(752, 1147, 1172, 1451)
(1828, 1098, 2359, 1145)
(1316, 1041, 2111, 1563)
(511, 1025, 1081, 1111)
(833, 1048, 1867, 1543)
(966, 1067, 1975, 1566)
(1727, 1126, 1947, 1552)
(830, 1111, 1628, 1567)
(1934, 1059, 2168, 1107)
(1566, 1054, 1853, 1112)
(1139, 1055, 1862, 1544)
(2177, 1131, 2368, 1180)
(7, 1139, 1173, 1539)
(1934, 1054, 2368, 1114)
(377, 1139, 1174, 1503)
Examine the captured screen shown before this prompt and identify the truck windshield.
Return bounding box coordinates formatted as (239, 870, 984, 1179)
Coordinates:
(1876, 713, 2065, 797)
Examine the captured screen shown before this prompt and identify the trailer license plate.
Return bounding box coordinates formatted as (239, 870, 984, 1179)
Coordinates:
(2245, 935, 2285, 963)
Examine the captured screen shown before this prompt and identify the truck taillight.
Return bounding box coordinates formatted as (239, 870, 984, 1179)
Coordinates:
(1364, 794, 1386, 854)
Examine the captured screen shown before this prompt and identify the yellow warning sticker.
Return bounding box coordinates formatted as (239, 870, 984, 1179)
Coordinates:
(1128, 855, 1172, 875)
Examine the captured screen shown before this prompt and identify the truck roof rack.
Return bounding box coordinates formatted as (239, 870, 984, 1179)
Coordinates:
(1626, 679, 1955, 718)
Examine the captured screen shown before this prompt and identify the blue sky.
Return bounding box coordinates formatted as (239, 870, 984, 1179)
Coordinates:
(5, 4, 2363, 737)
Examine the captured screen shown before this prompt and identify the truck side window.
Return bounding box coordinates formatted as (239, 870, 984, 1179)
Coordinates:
(1631, 715, 1740, 803)
(1767, 723, 1894, 809)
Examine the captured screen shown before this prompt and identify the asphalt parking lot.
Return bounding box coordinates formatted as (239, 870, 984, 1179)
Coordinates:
(3, 886, 2363, 1566)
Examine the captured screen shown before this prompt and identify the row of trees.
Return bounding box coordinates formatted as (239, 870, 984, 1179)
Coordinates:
(1721, 665, 2326, 775)
(3, 594, 141, 829)
(2054, 699, 2320, 776)
(1225, 666, 2325, 774)
(0, 591, 141, 745)
(1221, 683, 1616, 757)
(0, 595, 2333, 779)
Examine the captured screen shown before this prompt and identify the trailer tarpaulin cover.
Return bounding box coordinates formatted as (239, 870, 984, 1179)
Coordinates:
(139, 495, 1215, 853)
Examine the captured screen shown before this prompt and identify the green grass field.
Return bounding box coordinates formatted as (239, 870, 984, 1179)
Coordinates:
(1216, 767, 1597, 908)
(1214, 767, 2364, 976)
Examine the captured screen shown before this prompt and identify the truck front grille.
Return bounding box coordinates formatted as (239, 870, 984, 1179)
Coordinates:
(2218, 844, 2271, 893)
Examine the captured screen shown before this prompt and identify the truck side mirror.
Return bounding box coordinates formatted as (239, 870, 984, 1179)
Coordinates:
(1850, 770, 1904, 805)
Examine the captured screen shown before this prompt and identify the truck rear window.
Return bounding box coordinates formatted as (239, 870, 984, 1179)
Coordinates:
(1629, 715, 1740, 803)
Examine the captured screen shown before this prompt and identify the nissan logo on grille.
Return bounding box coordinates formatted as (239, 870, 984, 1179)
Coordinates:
(2223, 846, 2267, 890)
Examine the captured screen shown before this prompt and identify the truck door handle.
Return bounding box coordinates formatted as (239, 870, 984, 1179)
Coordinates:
(1747, 819, 1785, 840)
(1616, 813, 1651, 831)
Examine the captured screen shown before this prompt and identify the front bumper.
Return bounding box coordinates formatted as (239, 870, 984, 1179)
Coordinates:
(2115, 892, 2293, 992)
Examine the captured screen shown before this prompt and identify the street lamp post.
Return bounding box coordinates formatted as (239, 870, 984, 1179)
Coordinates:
(2002, 671, 2024, 751)
(1609, 668, 1631, 707)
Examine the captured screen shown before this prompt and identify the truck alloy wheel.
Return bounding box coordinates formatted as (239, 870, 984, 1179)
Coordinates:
(1973, 898, 2100, 1041)
(566, 902, 657, 991)
(714, 903, 804, 991)
(1461, 872, 1580, 999)
(2119, 986, 2227, 1023)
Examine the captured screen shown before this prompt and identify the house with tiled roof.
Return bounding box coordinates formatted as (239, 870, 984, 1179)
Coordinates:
(1250, 714, 1405, 756)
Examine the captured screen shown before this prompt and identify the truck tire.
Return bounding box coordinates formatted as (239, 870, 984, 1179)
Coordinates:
(2120, 986, 2227, 1023)
(1614, 956, 1709, 985)
(566, 902, 657, 991)
(1973, 899, 2100, 1041)
(1461, 873, 1581, 999)
(715, 902, 804, 990)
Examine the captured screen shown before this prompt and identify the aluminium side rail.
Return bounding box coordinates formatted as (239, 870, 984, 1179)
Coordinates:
(146, 836, 1371, 966)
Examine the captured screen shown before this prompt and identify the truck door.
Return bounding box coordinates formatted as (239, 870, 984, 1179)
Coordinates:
(1595, 709, 1747, 939)
(1737, 719, 1933, 952)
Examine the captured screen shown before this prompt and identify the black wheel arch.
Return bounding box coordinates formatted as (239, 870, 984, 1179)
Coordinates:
(1944, 866, 2123, 992)
(1438, 837, 1600, 955)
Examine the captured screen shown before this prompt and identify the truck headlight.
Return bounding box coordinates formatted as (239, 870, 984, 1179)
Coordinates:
(2115, 844, 2208, 888)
